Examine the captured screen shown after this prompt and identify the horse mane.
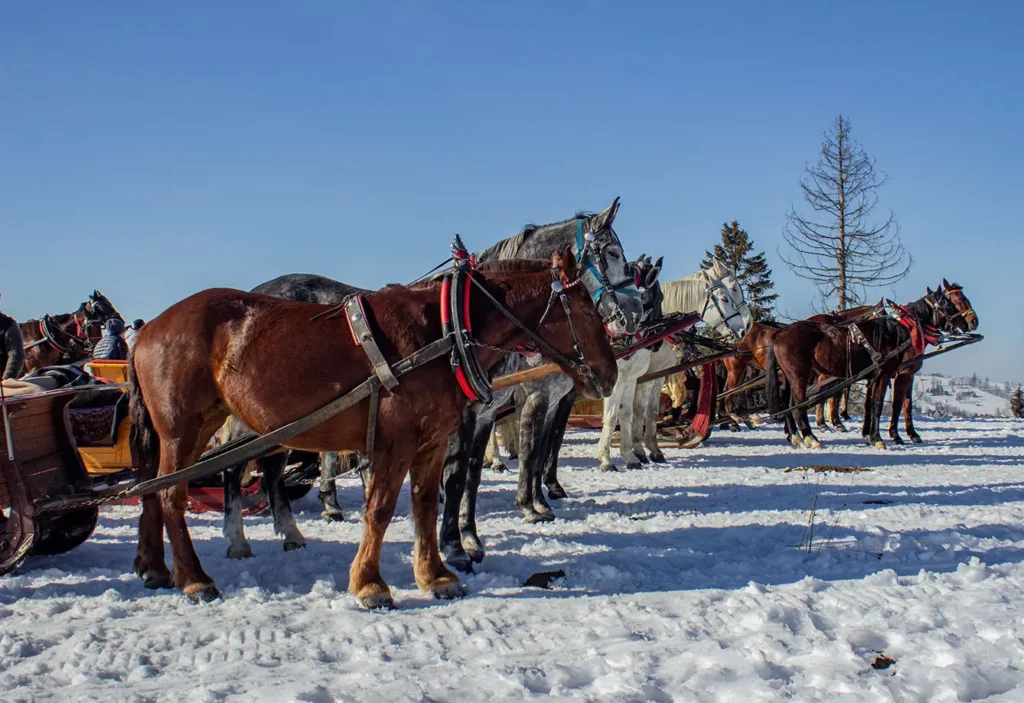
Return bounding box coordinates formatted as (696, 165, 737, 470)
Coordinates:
(477, 259, 551, 274)
(476, 212, 593, 262)
(660, 273, 707, 316)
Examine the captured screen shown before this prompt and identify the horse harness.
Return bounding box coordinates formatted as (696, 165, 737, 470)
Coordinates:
(23, 315, 92, 357)
(339, 236, 598, 472)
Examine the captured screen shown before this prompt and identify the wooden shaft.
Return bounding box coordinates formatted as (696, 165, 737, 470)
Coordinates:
(490, 362, 562, 390)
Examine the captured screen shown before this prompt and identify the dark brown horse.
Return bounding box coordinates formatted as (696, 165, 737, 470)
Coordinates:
(807, 304, 882, 432)
(20, 291, 123, 371)
(128, 253, 617, 607)
(887, 280, 977, 444)
(766, 290, 966, 449)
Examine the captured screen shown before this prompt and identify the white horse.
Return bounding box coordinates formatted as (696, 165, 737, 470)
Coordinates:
(596, 258, 752, 470)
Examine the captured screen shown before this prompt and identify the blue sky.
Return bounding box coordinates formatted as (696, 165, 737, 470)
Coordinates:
(2, 2, 1021, 382)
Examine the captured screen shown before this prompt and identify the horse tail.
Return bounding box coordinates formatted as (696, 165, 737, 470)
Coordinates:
(765, 342, 782, 417)
(128, 352, 160, 480)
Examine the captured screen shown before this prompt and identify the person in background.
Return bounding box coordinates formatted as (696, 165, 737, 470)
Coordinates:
(0, 294, 26, 379)
(92, 318, 129, 361)
(125, 318, 145, 354)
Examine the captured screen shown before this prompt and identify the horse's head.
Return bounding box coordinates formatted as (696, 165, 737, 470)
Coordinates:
(573, 198, 644, 336)
(85, 290, 124, 325)
(701, 259, 752, 340)
(547, 248, 618, 400)
(632, 254, 664, 323)
(940, 279, 978, 331)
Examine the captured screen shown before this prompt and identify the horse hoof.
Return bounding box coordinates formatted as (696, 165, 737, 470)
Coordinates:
(790, 436, 802, 448)
(750, 415, 764, 427)
(284, 540, 307, 552)
(890, 435, 905, 445)
(226, 546, 254, 560)
(185, 585, 220, 604)
(649, 450, 667, 463)
(803, 436, 822, 450)
(491, 463, 508, 474)
(874, 440, 887, 450)
(546, 484, 567, 500)
(626, 461, 642, 470)
(523, 509, 555, 524)
(600, 462, 618, 473)
(729, 423, 741, 433)
(910, 435, 923, 444)
(634, 452, 650, 464)
(143, 573, 174, 590)
(443, 550, 474, 574)
(461, 535, 485, 563)
(835, 423, 848, 433)
(431, 580, 468, 601)
(359, 593, 395, 611)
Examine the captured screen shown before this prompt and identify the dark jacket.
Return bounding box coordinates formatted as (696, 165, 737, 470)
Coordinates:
(92, 320, 129, 361)
(1, 312, 26, 379)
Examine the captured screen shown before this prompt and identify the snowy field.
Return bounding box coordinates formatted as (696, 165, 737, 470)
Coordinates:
(2, 418, 1024, 702)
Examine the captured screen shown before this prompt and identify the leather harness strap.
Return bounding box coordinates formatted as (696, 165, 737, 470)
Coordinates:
(344, 296, 399, 392)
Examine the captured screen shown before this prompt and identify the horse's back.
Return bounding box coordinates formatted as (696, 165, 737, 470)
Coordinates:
(252, 273, 366, 305)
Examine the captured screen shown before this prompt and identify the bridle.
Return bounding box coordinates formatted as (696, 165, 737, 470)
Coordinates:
(569, 219, 641, 333)
(699, 272, 748, 339)
(939, 286, 976, 330)
(444, 237, 596, 403)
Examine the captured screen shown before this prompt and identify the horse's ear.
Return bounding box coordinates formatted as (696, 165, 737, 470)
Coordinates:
(645, 257, 663, 288)
(926, 286, 933, 295)
(942, 278, 951, 291)
(92, 289, 101, 298)
(592, 196, 621, 231)
(555, 245, 578, 284)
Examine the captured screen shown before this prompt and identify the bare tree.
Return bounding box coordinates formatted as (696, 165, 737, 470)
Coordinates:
(781, 114, 911, 310)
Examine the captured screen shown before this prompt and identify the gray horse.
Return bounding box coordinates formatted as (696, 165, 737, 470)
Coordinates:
(440, 199, 645, 572)
(221, 273, 366, 559)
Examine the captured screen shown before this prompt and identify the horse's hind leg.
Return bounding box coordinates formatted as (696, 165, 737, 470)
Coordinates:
(161, 464, 218, 601)
(410, 442, 463, 600)
(484, 426, 506, 473)
(222, 462, 254, 559)
(262, 452, 306, 551)
(840, 386, 852, 421)
(318, 452, 345, 521)
(596, 384, 621, 472)
(134, 493, 172, 589)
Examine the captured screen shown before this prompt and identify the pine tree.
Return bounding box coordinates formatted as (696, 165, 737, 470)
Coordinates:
(1011, 385, 1024, 419)
(701, 221, 779, 322)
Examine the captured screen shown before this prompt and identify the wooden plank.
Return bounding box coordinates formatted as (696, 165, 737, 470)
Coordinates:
(10, 423, 55, 443)
(11, 434, 59, 463)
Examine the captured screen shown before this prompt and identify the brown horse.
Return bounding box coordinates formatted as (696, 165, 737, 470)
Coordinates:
(720, 306, 877, 428)
(887, 280, 977, 444)
(766, 289, 966, 449)
(20, 291, 123, 371)
(807, 304, 882, 432)
(128, 253, 617, 607)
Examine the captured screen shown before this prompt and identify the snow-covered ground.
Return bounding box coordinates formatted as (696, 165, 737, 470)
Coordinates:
(2, 418, 1024, 702)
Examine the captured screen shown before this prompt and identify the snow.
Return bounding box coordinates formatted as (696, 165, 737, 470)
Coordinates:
(2, 418, 1024, 702)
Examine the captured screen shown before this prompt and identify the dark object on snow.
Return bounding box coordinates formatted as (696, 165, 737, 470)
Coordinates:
(523, 569, 566, 589)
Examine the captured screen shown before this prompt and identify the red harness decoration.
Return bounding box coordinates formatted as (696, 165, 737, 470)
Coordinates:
(893, 304, 939, 357)
(440, 275, 479, 401)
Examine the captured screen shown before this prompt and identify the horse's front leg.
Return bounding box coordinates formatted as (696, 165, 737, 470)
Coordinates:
(516, 392, 554, 522)
(440, 428, 473, 573)
(318, 451, 345, 522)
(410, 442, 464, 601)
(262, 452, 306, 551)
(865, 377, 889, 449)
(903, 375, 922, 443)
(222, 462, 254, 559)
(597, 381, 622, 472)
(541, 388, 575, 499)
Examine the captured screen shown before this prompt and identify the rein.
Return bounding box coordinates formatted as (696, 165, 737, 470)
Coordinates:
(445, 245, 595, 403)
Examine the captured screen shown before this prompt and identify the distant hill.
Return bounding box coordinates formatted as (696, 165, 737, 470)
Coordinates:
(912, 373, 1016, 418)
